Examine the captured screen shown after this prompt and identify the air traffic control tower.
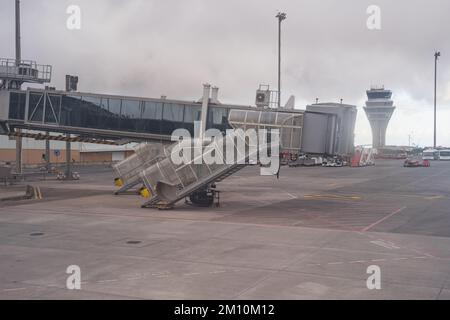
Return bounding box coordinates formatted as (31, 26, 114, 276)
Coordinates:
(364, 85, 395, 148)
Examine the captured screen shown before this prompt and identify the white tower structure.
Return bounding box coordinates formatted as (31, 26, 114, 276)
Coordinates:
(364, 85, 395, 148)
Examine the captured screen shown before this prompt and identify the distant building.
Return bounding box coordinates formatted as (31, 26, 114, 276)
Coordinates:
(0, 134, 80, 166)
(364, 86, 395, 148)
(375, 146, 411, 159)
(79, 143, 136, 163)
(0, 134, 136, 166)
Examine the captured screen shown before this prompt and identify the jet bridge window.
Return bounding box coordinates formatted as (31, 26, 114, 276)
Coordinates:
(44, 94, 61, 124)
(183, 105, 201, 123)
(143, 101, 163, 120)
(104, 98, 122, 130)
(163, 103, 184, 122)
(8, 92, 26, 120)
(121, 100, 141, 119)
(162, 103, 185, 135)
(80, 95, 103, 129)
(141, 101, 163, 135)
(207, 107, 230, 132)
(60, 95, 82, 127)
(121, 99, 141, 131)
(183, 104, 201, 135)
(28, 92, 44, 122)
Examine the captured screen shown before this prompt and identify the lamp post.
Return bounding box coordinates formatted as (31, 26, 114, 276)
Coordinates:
(15, 0, 21, 65)
(276, 12, 286, 108)
(15, 0, 22, 174)
(434, 51, 440, 148)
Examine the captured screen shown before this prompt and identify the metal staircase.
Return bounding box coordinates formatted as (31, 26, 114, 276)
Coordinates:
(114, 108, 302, 209)
(139, 135, 257, 208)
(214, 164, 247, 182)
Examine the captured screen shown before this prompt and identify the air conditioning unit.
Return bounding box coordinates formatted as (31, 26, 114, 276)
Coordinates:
(255, 89, 270, 107)
(65, 75, 78, 92)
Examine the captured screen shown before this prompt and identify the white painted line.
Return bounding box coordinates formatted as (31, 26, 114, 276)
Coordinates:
(349, 260, 367, 264)
(97, 279, 118, 283)
(371, 259, 386, 262)
(286, 192, 297, 199)
(151, 273, 168, 276)
(3, 287, 27, 292)
(124, 277, 142, 281)
(327, 262, 344, 265)
(370, 240, 400, 250)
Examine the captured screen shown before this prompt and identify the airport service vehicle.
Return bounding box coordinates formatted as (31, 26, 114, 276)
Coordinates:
(422, 149, 439, 160)
(403, 158, 430, 167)
(322, 156, 346, 167)
(351, 147, 375, 167)
(438, 150, 450, 161)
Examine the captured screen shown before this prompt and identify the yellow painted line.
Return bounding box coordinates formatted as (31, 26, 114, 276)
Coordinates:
(327, 182, 338, 187)
(33, 186, 43, 200)
(425, 195, 445, 200)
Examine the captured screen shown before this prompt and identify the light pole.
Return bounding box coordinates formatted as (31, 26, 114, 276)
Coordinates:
(276, 12, 286, 108)
(434, 51, 440, 148)
(15, 0, 22, 174)
(15, 0, 21, 65)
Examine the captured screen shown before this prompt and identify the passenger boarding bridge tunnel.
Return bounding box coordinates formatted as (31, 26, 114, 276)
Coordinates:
(0, 87, 355, 149)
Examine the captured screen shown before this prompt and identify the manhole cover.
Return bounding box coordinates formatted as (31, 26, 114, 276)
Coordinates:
(30, 232, 45, 236)
(126, 240, 142, 245)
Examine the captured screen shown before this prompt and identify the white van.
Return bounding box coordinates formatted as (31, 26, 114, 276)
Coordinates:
(423, 149, 439, 160)
(439, 150, 450, 161)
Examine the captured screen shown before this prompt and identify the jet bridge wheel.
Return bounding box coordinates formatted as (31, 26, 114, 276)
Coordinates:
(189, 190, 214, 207)
(187, 187, 220, 207)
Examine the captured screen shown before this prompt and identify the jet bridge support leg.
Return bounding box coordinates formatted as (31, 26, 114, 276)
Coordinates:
(15, 130, 22, 175)
(65, 133, 72, 180)
(45, 131, 50, 171)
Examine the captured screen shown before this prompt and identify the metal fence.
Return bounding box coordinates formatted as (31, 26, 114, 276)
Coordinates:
(0, 58, 52, 83)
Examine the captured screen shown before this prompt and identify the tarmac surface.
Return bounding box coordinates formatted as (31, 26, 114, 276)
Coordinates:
(1, 159, 450, 299)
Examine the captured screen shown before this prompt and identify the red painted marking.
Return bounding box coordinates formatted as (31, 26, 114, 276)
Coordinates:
(361, 206, 407, 232)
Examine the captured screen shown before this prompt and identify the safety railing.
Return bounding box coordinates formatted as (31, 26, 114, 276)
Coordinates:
(0, 58, 52, 83)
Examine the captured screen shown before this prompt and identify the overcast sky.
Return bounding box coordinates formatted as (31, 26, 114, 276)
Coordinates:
(1, 0, 449, 147)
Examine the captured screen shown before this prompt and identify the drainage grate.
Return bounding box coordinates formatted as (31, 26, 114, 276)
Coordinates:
(126, 240, 142, 245)
(30, 232, 45, 236)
